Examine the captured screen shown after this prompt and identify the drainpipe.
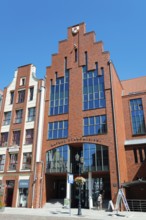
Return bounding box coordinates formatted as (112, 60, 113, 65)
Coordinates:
(39, 160, 44, 208)
(32, 82, 45, 208)
(108, 60, 121, 189)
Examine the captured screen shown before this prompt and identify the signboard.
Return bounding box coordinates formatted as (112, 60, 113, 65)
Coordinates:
(68, 174, 74, 184)
(19, 180, 29, 188)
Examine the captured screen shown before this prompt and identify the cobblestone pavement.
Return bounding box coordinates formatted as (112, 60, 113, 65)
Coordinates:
(0, 207, 146, 220)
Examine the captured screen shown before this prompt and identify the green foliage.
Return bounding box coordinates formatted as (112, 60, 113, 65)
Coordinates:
(0, 197, 5, 208)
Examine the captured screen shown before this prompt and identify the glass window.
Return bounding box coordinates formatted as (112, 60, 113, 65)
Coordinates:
(10, 91, 14, 104)
(22, 153, 32, 170)
(130, 98, 146, 135)
(3, 111, 11, 125)
(48, 120, 68, 140)
(0, 132, 8, 147)
(15, 109, 23, 124)
(9, 153, 18, 170)
(18, 188, 28, 207)
(20, 78, 26, 86)
(27, 107, 35, 122)
(83, 143, 109, 172)
(46, 145, 69, 173)
(0, 155, 5, 171)
(83, 61, 105, 110)
(29, 87, 34, 101)
(49, 68, 69, 116)
(83, 115, 107, 136)
(25, 129, 34, 145)
(12, 130, 21, 146)
(18, 90, 25, 103)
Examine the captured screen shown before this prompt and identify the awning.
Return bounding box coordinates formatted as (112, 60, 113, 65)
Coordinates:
(122, 179, 146, 187)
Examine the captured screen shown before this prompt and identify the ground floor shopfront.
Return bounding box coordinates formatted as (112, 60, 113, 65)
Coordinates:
(0, 176, 31, 208)
(45, 173, 111, 209)
(45, 143, 111, 209)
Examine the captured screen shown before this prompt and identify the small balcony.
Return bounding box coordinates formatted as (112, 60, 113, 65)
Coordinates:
(0, 141, 8, 147)
(3, 120, 10, 126)
(15, 117, 22, 124)
(0, 165, 4, 171)
(22, 163, 31, 170)
(25, 139, 33, 145)
(9, 163, 17, 171)
(27, 116, 35, 122)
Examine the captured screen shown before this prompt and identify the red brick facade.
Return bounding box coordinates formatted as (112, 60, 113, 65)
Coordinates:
(0, 23, 146, 210)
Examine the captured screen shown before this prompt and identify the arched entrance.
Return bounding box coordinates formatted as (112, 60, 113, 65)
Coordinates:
(45, 143, 111, 208)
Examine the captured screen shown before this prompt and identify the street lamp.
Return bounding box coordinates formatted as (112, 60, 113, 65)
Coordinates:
(75, 153, 84, 216)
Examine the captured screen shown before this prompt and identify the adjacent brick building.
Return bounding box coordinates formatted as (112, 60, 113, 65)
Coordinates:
(0, 64, 45, 208)
(0, 23, 146, 211)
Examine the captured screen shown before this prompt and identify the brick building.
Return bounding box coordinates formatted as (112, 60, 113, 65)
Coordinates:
(0, 23, 146, 211)
(41, 23, 146, 210)
(0, 90, 3, 111)
(0, 64, 45, 208)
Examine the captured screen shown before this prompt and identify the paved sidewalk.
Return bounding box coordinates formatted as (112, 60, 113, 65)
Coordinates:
(0, 207, 146, 220)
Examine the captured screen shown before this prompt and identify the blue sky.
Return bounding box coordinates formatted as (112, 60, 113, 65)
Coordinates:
(0, 0, 146, 90)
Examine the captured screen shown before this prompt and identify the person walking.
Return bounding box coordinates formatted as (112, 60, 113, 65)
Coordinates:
(97, 194, 102, 210)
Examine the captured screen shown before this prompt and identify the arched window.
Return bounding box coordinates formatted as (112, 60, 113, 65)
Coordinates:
(83, 143, 109, 172)
(46, 145, 69, 173)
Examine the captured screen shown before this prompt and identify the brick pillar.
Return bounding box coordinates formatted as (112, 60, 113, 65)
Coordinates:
(32, 162, 43, 208)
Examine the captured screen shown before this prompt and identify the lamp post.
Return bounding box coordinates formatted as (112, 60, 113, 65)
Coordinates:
(75, 153, 84, 216)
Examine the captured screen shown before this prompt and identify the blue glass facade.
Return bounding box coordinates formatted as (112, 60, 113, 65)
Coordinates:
(48, 120, 68, 139)
(49, 70, 69, 115)
(46, 145, 69, 173)
(83, 63, 105, 111)
(83, 143, 109, 172)
(84, 115, 107, 136)
(130, 98, 146, 135)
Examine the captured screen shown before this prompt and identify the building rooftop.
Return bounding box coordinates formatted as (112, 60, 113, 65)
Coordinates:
(121, 76, 146, 96)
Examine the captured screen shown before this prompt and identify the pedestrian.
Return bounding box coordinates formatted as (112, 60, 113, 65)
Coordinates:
(97, 194, 102, 210)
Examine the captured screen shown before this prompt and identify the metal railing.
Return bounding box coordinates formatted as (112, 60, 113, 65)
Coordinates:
(127, 199, 146, 212)
(0, 141, 8, 147)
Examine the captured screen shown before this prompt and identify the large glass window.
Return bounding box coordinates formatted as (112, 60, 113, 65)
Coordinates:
(18, 90, 25, 103)
(0, 132, 8, 147)
(48, 120, 68, 139)
(29, 87, 34, 101)
(9, 153, 18, 170)
(12, 130, 21, 146)
(83, 62, 105, 110)
(18, 188, 28, 207)
(25, 129, 34, 145)
(3, 111, 11, 125)
(22, 153, 32, 170)
(83, 143, 109, 172)
(15, 109, 23, 124)
(84, 115, 107, 136)
(0, 155, 5, 171)
(130, 98, 146, 135)
(27, 107, 35, 122)
(49, 70, 69, 115)
(46, 145, 68, 173)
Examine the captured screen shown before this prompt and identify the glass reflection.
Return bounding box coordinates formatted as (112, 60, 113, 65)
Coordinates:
(46, 145, 69, 173)
(83, 143, 109, 172)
